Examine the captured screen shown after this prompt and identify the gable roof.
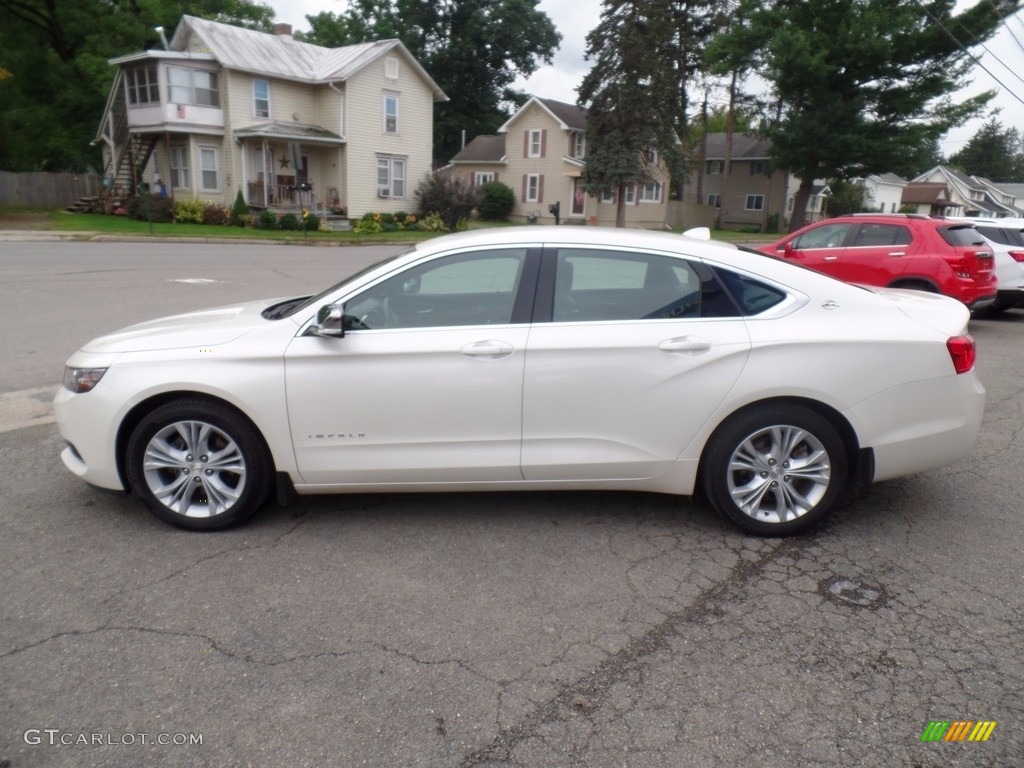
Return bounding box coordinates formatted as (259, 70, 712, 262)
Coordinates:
(165, 15, 446, 100)
(498, 96, 588, 133)
(702, 133, 772, 160)
(451, 135, 507, 163)
(901, 182, 952, 205)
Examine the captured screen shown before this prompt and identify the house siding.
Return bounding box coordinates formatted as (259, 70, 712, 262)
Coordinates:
(344, 54, 434, 217)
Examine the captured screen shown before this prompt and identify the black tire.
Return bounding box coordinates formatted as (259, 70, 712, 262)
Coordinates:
(125, 399, 273, 531)
(701, 405, 847, 536)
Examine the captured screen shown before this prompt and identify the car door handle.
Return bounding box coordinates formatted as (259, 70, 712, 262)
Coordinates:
(824, 255, 839, 261)
(461, 340, 514, 359)
(659, 336, 711, 354)
(888, 251, 906, 257)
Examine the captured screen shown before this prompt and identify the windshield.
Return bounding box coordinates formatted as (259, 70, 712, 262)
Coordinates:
(271, 249, 414, 319)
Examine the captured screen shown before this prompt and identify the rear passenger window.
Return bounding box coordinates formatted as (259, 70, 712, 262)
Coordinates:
(711, 268, 787, 316)
(939, 225, 986, 247)
(553, 250, 706, 322)
(853, 223, 912, 246)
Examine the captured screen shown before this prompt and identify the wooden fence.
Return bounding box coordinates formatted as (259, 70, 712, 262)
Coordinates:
(0, 171, 102, 208)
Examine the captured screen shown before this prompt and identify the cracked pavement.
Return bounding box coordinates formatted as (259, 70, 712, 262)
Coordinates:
(1, 244, 1022, 766)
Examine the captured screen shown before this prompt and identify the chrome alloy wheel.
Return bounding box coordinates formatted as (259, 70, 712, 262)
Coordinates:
(142, 420, 247, 518)
(726, 425, 832, 524)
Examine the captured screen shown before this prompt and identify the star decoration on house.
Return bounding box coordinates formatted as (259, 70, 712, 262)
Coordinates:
(279, 157, 290, 169)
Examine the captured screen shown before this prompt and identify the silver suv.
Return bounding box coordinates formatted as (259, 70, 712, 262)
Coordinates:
(954, 218, 1024, 312)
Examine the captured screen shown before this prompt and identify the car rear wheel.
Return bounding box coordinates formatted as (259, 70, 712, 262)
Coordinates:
(702, 405, 847, 536)
(125, 399, 273, 531)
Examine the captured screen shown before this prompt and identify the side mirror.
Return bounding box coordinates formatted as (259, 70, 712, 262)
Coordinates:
(305, 303, 345, 338)
(782, 241, 798, 258)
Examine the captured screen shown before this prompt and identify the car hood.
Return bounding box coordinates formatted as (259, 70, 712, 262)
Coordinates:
(80, 298, 288, 354)
(868, 286, 971, 335)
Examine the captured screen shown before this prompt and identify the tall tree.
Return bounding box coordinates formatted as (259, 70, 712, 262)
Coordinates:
(578, 0, 684, 227)
(948, 117, 1024, 181)
(710, 0, 1021, 231)
(304, 0, 561, 165)
(0, 0, 274, 171)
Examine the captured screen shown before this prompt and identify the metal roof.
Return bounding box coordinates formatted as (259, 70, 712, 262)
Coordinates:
(166, 16, 446, 100)
(233, 121, 346, 145)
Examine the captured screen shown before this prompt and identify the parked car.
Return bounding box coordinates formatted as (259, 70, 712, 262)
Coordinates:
(950, 217, 1024, 312)
(757, 214, 997, 311)
(55, 227, 985, 536)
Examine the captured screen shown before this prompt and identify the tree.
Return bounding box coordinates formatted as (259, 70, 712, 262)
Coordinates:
(826, 179, 872, 216)
(0, 0, 274, 171)
(303, 0, 561, 165)
(710, 0, 1021, 231)
(948, 118, 1024, 181)
(578, 0, 684, 227)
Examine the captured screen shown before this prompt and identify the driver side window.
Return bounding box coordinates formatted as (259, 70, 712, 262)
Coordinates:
(343, 249, 527, 330)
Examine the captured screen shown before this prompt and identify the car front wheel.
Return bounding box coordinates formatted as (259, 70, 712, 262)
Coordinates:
(125, 399, 273, 531)
(702, 405, 847, 536)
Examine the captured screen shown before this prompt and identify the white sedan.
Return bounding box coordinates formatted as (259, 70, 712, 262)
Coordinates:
(54, 227, 985, 535)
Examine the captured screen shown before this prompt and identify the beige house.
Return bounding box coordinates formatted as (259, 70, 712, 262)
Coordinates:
(96, 16, 446, 217)
(684, 133, 789, 231)
(449, 97, 671, 227)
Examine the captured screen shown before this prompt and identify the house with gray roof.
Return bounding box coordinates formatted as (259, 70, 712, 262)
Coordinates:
(96, 15, 446, 217)
(448, 96, 671, 227)
(912, 166, 1024, 218)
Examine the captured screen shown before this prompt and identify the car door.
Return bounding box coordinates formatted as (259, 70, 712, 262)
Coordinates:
(284, 247, 538, 485)
(521, 247, 752, 481)
(839, 221, 916, 284)
(779, 221, 857, 278)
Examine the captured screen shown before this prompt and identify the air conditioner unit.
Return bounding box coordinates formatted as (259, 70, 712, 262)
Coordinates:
(377, 187, 390, 198)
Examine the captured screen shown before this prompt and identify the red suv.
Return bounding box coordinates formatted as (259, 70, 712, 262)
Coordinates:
(758, 214, 997, 310)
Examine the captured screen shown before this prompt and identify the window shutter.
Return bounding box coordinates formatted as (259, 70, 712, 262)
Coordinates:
(541, 129, 547, 158)
(494, 172, 499, 182)
(568, 133, 574, 155)
(523, 132, 529, 158)
(521, 175, 527, 202)
(538, 175, 544, 203)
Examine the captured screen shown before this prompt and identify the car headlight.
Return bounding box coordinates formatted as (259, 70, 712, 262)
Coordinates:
(63, 367, 108, 393)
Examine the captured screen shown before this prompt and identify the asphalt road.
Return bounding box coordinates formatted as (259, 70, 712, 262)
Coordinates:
(1, 241, 1021, 767)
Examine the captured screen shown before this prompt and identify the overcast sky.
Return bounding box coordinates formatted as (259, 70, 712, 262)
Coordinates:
(266, 0, 1024, 158)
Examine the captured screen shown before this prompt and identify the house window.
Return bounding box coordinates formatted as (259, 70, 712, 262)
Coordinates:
(385, 57, 400, 80)
(706, 160, 723, 175)
(646, 148, 659, 165)
(749, 160, 766, 175)
(745, 194, 765, 211)
(126, 65, 159, 105)
(253, 79, 270, 118)
(572, 132, 585, 159)
(474, 172, 495, 186)
(601, 190, 615, 204)
(376, 155, 407, 198)
(639, 181, 662, 203)
(253, 147, 269, 183)
(624, 184, 636, 204)
(528, 129, 542, 158)
(199, 147, 219, 191)
(525, 173, 542, 202)
(383, 93, 399, 135)
(169, 146, 189, 189)
(168, 67, 219, 107)
(707, 194, 721, 207)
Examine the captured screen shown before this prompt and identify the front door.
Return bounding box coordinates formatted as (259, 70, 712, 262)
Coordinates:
(284, 247, 536, 485)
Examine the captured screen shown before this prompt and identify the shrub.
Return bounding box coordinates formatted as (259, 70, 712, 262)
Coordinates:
(415, 173, 479, 231)
(477, 181, 515, 221)
(174, 198, 205, 224)
(203, 204, 230, 226)
(125, 194, 174, 223)
(257, 210, 277, 230)
(278, 213, 301, 230)
(230, 189, 249, 226)
(352, 215, 382, 235)
(417, 212, 448, 232)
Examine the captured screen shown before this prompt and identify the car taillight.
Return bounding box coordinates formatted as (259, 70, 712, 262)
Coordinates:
(1009, 250, 1024, 263)
(946, 335, 976, 374)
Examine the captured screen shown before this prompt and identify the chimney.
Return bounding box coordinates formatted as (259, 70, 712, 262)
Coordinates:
(273, 23, 293, 41)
